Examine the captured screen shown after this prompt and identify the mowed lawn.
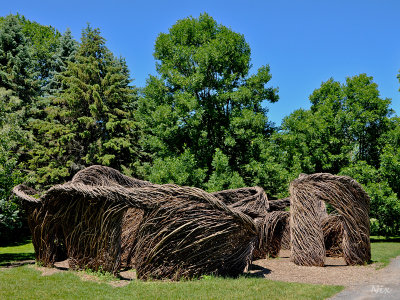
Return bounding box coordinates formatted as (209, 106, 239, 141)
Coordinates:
(370, 236, 400, 267)
(1, 237, 399, 300)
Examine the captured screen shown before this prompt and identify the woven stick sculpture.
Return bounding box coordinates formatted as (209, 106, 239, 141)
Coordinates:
(212, 189, 293, 259)
(212, 186, 269, 218)
(212, 187, 272, 259)
(289, 173, 370, 266)
(254, 211, 290, 258)
(268, 197, 290, 211)
(133, 185, 257, 279)
(13, 165, 258, 279)
(322, 215, 344, 257)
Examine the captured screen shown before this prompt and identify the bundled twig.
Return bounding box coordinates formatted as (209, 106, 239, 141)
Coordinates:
(212, 187, 273, 259)
(120, 208, 144, 269)
(212, 187, 269, 218)
(71, 165, 152, 188)
(133, 185, 257, 280)
(13, 165, 258, 279)
(253, 211, 289, 259)
(289, 173, 370, 266)
(322, 215, 344, 257)
(280, 223, 291, 250)
(268, 197, 290, 211)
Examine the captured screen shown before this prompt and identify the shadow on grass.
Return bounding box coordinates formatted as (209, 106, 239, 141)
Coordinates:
(0, 253, 35, 266)
(0, 236, 32, 247)
(370, 237, 400, 243)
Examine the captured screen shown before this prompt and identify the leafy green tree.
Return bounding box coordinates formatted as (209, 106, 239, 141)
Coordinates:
(142, 148, 206, 187)
(379, 117, 400, 195)
(138, 13, 278, 190)
(29, 25, 139, 186)
(243, 136, 292, 198)
(277, 74, 392, 177)
(341, 74, 392, 167)
(205, 148, 245, 192)
(340, 161, 400, 236)
(0, 88, 29, 244)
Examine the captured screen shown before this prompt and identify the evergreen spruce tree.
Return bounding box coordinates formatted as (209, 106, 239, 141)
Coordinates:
(29, 25, 139, 187)
(16, 14, 61, 91)
(0, 88, 28, 243)
(0, 15, 38, 105)
(44, 29, 77, 95)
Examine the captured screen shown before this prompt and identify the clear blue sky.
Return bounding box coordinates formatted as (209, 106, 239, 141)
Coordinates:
(1, 0, 399, 125)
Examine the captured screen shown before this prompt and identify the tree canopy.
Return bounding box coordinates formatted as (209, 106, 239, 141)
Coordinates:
(138, 13, 278, 191)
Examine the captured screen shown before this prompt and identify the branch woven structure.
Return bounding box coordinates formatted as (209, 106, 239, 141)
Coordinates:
(289, 173, 371, 266)
(256, 211, 290, 258)
(13, 166, 372, 278)
(211, 187, 281, 259)
(13, 165, 258, 280)
(322, 214, 344, 257)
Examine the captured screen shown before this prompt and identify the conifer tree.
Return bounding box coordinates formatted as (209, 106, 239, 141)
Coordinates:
(44, 29, 77, 95)
(29, 25, 139, 186)
(0, 15, 38, 105)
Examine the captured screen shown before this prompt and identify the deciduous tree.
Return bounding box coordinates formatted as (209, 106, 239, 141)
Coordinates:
(138, 13, 278, 190)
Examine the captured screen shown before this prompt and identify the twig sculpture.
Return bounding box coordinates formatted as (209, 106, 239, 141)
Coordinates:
(289, 173, 370, 266)
(13, 165, 258, 279)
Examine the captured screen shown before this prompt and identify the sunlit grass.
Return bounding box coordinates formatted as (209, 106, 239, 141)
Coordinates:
(370, 236, 400, 267)
(0, 239, 344, 300)
(2, 236, 399, 299)
(0, 265, 343, 300)
(0, 238, 34, 266)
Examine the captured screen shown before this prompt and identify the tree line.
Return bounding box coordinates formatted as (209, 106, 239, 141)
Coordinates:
(1, 13, 399, 243)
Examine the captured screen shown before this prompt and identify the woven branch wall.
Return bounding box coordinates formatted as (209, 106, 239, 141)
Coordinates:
(212, 187, 275, 260)
(13, 165, 258, 280)
(289, 173, 371, 266)
(254, 211, 290, 258)
(322, 215, 344, 257)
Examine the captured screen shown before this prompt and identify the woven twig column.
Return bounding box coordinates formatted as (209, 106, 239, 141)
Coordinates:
(289, 173, 371, 266)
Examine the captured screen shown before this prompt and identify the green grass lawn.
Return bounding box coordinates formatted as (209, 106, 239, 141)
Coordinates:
(2, 236, 399, 300)
(0, 239, 344, 300)
(0, 266, 342, 300)
(0, 239, 34, 266)
(370, 236, 400, 267)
